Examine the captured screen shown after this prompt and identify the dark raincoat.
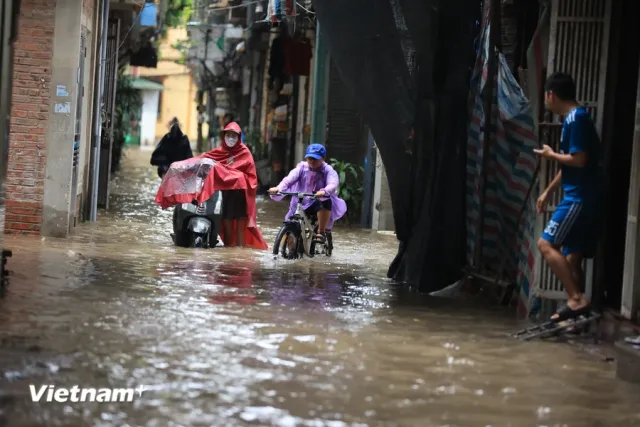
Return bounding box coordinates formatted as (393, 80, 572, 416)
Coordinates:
(150, 124, 194, 178)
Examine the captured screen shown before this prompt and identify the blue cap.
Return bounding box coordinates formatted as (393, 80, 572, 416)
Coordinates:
(305, 143, 326, 160)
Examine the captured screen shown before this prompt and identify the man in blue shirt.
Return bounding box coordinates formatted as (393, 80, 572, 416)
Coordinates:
(534, 72, 603, 322)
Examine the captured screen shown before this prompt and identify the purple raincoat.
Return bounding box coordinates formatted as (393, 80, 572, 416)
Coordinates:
(270, 161, 347, 229)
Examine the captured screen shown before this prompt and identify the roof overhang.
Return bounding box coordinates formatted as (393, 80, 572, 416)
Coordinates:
(128, 77, 165, 91)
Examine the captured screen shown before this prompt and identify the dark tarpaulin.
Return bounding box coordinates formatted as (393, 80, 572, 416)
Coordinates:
(312, 0, 481, 292)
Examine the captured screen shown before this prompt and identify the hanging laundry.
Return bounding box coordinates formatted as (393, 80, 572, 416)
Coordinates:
(268, 0, 296, 22)
(283, 37, 312, 76)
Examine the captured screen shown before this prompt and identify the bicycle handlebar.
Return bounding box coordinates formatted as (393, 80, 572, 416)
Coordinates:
(273, 191, 318, 198)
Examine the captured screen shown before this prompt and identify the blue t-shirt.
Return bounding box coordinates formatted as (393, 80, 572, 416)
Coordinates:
(559, 106, 602, 205)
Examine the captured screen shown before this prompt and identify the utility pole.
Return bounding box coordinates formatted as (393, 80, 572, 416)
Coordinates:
(204, 28, 217, 151)
(196, 28, 211, 153)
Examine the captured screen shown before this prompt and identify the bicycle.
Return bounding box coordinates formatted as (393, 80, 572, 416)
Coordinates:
(272, 191, 334, 259)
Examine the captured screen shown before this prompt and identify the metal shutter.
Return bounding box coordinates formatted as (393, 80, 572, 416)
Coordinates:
(325, 59, 365, 165)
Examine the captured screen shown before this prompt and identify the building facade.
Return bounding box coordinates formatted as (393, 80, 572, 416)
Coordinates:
(4, 0, 156, 237)
(134, 27, 199, 146)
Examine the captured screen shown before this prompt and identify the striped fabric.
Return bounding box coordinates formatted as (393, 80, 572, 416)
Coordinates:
(467, 22, 540, 318)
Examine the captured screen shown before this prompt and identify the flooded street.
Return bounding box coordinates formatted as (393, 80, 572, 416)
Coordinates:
(0, 148, 639, 427)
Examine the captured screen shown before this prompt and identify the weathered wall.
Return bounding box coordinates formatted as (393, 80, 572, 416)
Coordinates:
(83, 0, 94, 22)
(5, 0, 98, 236)
(41, 0, 85, 238)
(5, 0, 56, 235)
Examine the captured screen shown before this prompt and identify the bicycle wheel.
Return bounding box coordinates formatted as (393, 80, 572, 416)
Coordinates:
(273, 223, 302, 259)
(309, 229, 332, 257)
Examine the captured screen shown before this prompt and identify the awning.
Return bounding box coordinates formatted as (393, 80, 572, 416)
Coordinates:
(128, 78, 165, 91)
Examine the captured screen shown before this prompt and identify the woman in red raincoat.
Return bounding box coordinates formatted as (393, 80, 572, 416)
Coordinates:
(201, 122, 267, 249)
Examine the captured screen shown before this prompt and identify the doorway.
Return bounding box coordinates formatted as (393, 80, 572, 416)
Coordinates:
(596, 0, 640, 311)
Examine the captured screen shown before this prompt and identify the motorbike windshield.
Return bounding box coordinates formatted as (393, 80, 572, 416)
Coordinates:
(154, 157, 217, 209)
(161, 157, 216, 197)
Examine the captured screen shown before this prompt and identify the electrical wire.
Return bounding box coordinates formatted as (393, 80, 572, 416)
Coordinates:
(295, 2, 314, 14)
(192, 0, 263, 12)
(103, 0, 146, 66)
(104, 0, 312, 66)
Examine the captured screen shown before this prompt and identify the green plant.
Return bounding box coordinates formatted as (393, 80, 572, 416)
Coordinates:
(160, 0, 193, 39)
(329, 158, 364, 224)
(171, 38, 193, 65)
(244, 129, 268, 160)
(111, 73, 143, 174)
(164, 0, 193, 28)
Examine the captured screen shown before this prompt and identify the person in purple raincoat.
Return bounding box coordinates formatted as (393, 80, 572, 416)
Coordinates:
(268, 143, 347, 245)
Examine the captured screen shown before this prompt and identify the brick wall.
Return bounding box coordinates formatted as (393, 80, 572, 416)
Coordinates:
(5, 0, 56, 235)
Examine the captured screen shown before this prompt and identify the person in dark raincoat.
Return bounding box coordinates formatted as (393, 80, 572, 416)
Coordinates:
(150, 118, 194, 178)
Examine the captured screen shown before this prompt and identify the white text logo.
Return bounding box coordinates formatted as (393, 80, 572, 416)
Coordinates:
(29, 385, 147, 403)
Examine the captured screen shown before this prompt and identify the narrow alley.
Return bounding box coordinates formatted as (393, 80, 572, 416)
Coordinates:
(0, 149, 639, 426)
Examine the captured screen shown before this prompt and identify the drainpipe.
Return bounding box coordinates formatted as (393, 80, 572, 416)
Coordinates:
(88, 0, 110, 221)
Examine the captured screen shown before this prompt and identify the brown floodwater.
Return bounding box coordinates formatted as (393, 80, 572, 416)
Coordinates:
(0, 148, 639, 427)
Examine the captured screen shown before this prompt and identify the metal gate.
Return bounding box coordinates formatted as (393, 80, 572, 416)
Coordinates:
(326, 59, 365, 166)
(97, 18, 120, 209)
(534, 0, 612, 300)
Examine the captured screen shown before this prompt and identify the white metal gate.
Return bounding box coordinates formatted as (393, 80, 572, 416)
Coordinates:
(534, 0, 612, 300)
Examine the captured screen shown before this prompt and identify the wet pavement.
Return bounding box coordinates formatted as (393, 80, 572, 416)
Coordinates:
(1, 148, 639, 426)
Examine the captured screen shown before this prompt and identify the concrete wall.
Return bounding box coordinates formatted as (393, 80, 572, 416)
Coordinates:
(5, 0, 56, 235)
(378, 160, 395, 231)
(83, 0, 94, 23)
(41, 0, 84, 237)
(77, 26, 95, 222)
(371, 146, 394, 232)
(79, 0, 96, 223)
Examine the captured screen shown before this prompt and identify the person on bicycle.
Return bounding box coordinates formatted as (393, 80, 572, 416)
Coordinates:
(268, 143, 347, 244)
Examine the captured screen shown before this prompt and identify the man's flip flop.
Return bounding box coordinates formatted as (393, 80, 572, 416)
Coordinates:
(551, 303, 592, 322)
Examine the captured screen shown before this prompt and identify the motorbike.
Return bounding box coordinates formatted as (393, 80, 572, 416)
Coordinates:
(171, 193, 222, 248)
(155, 157, 224, 249)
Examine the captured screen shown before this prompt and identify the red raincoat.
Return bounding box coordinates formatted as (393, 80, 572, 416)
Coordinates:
(154, 142, 267, 250)
(200, 141, 268, 250)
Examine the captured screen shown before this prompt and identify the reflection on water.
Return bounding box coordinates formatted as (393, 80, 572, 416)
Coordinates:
(0, 149, 639, 426)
